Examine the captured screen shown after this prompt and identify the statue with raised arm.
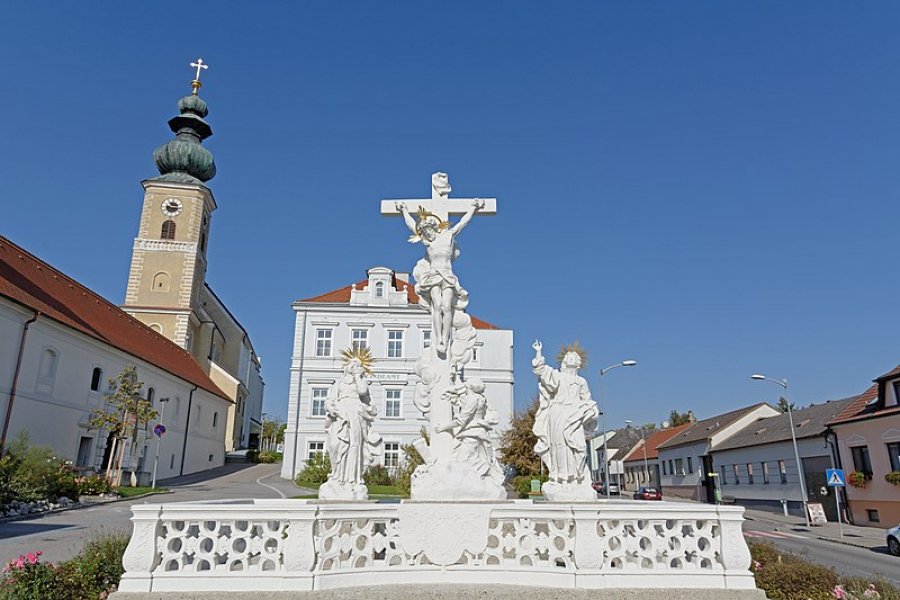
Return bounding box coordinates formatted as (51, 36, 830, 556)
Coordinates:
(319, 348, 382, 501)
(531, 340, 599, 501)
(396, 195, 485, 355)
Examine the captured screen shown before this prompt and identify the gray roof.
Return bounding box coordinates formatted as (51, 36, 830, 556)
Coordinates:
(712, 397, 857, 452)
(606, 428, 644, 451)
(657, 403, 773, 451)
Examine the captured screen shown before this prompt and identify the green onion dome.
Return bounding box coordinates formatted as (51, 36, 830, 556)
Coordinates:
(152, 92, 216, 184)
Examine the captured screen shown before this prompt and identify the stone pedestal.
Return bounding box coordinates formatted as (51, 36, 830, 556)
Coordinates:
(410, 459, 506, 501)
(318, 480, 368, 501)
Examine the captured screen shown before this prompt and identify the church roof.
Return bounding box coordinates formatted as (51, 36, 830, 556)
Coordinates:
(0, 235, 229, 401)
(298, 276, 500, 330)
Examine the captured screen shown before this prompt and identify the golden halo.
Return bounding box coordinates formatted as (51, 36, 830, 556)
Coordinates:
(340, 346, 375, 376)
(556, 341, 588, 370)
(408, 206, 450, 243)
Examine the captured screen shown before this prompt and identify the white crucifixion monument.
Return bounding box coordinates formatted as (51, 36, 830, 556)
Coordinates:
(382, 172, 505, 500)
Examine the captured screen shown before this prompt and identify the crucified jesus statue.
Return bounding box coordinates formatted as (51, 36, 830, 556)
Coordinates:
(396, 197, 484, 354)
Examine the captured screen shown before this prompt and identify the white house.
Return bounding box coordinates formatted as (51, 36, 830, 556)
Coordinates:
(0, 235, 233, 482)
(710, 398, 855, 519)
(281, 267, 514, 480)
(656, 403, 780, 501)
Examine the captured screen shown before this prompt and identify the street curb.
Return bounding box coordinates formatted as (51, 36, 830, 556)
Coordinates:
(814, 535, 877, 551)
(0, 490, 172, 525)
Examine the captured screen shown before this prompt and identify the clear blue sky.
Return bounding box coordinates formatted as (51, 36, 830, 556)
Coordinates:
(2, 2, 898, 428)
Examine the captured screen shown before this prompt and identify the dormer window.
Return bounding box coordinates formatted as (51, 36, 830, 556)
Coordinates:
(375, 281, 385, 298)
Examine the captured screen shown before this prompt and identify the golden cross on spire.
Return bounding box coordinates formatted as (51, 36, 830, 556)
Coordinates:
(189, 58, 209, 95)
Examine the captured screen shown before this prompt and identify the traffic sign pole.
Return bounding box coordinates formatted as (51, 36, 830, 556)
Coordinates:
(826, 468, 845, 541)
(835, 488, 844, 541)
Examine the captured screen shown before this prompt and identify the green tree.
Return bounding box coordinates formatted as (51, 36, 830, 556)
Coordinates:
(89, 366, 157, 487)
(260, 415, 286, 451)
(776, 397, 796, 413)
(669, 409, 694, 426)
(499, 396, 541, 477)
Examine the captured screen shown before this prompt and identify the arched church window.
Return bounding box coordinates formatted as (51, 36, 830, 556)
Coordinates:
(39, 348, 59, 381)
(147, 387, 155, 405)
(161, 220, 176, 240)
(152, 272, 170, 292)
(375, 281, 385, 298)
(149, 323, 163, 334)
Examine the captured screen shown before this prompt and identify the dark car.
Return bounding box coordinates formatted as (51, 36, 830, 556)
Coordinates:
(633, 486, 662, 501)
(592, 481, 620, 495)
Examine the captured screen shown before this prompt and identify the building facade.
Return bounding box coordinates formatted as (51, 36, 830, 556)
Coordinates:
(0, 236, 232, 482)
(621, 423, 692, 493)
(657, 403, 779, 502)
(121, 82, 264, 451)
(281, 267, 514, 480)
(829, 366, 900, 527)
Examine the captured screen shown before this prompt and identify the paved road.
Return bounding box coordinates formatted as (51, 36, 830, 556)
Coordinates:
(0, 463, 303, 566)
(743, 518, 899, 586)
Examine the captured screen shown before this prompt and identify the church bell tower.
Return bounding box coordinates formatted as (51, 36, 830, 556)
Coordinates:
(123, 62, 217, 353)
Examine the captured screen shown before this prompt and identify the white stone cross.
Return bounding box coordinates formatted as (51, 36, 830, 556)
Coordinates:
(190, 58, 209, 82)
(380, 172, 497, 221)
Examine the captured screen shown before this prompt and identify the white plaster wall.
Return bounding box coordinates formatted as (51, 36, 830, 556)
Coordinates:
(658, 440, 708, 489)
(0, 297, 229, 481)
(281, 286, 514, 480)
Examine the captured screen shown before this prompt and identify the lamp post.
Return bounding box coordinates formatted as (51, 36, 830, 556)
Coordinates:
(599, 360, 637, 498)
(751, 374, 810, 527)
(151, 397, 170, 490)
(624, 420, 650, 487)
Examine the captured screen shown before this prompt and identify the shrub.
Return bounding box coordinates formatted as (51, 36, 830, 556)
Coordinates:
(75, 474, 112, 496)
(255, 450, 281, 464)
(512, 473, 547, 498)
(364, 464, 394, 486)
(0, 552, 60, 600)
(246, 449, 259, 462)
(1, 434, 78, 505)
(294, 454, 331, 488)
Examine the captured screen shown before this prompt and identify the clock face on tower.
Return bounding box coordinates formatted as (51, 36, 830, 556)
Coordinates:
(161, 198, 183, 217)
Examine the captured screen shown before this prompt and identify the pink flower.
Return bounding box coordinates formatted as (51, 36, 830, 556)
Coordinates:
(832, 585, 848, 599)
(752, 560, 761, 570)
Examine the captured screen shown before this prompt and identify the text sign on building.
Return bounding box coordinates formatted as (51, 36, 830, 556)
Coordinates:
(826, 468, 845, 487)
(371, 372, 407, 383)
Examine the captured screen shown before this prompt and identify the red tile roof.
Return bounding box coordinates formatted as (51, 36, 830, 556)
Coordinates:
(298, 276, 500, 330)
(621, 423, 692, 463)
(0, 236, 229, 401)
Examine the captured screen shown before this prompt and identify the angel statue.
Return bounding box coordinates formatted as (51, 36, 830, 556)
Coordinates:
(319, 347, 383, 500)
(531, 340, 599, 501)
(436, 378, 505, 487)
(396, 195, 485, 355)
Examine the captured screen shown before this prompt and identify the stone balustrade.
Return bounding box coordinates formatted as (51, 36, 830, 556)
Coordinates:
(115, 498, 756, 594)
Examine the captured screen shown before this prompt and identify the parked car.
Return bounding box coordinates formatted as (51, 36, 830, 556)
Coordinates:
(887, 524, 900, 557)
(633, 486, 662, 501)
(592, 481, 620, 495)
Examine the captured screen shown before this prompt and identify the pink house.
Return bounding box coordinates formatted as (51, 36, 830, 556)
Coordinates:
(829, 365, 900, 527)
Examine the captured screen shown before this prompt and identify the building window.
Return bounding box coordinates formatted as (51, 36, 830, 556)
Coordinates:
(850, 446, 873, 477)
(867, 509, 880, 523)
(668, 459, 674, 474)
(888, 442, 900, 472)
(375, 281, 385, 298)
(387, 330, 403, 358)
(778, 460, 787, 484)
(732, 464, 740, 484)
(675, 458, 684, 475)
(308, 441, 324, 462)
(208, 454, 214, 462)
(384, 442, 400, 468)
(146, 387, 155, 407)
(152, 272, 170, 292)
(762, 462, 769, 484)
(746, 463, 754, 484)
(471, 346, 480, 364)
(170, 454, 175, 469)
(161, 220, 176, 240)
(385, 389, 401, 418)
(212, 412, 218, 428)
(422, 330, 431, 350)
(662, 461, 667, 476)
(351, 329, 369, 351)
(315, 329, 333, 357)
(720, 465, 727, 484)
(687, 456, 693, 475)
(90, 367, 103, 391)
(311, 388, 328, 417)
(39, 348, 59, 382)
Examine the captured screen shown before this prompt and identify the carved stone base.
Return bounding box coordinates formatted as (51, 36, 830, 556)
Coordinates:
(410, 459, 506, 501)
(541, 481, 597, 502)
(318, 480, 368, 501)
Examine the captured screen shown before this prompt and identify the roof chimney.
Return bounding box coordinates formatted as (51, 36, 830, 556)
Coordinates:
(687, 411, 696, 423)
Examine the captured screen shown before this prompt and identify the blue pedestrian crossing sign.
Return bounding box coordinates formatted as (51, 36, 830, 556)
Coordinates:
(826, 468, 845, 487)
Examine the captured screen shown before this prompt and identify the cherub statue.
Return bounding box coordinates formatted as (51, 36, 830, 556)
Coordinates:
(396, 197, 485, 355)
(531, 340, 598, 500)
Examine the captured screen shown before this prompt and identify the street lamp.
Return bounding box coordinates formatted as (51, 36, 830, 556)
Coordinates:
(624, 420, 650, 488)
(151, 397, 170, 490)
(599, 360, 637, 498)
(751, 374, 810, 527)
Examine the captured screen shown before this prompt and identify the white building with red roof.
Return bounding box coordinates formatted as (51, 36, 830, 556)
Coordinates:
(281, 267, 514, 480)
(0, 235, 233, 481)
